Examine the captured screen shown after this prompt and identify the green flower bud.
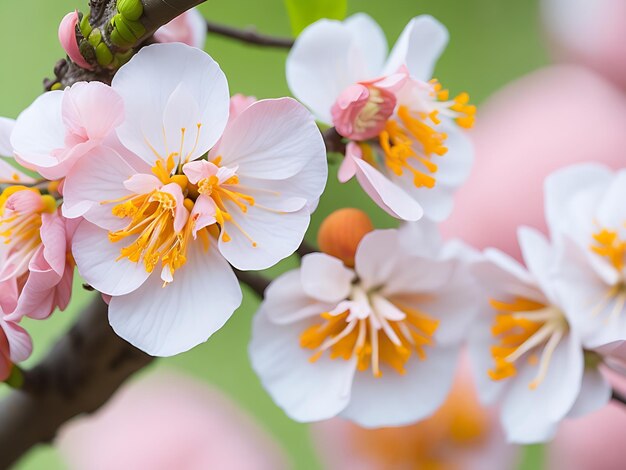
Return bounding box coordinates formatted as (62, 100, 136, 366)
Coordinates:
(95, 42, 114, 66)
(112, 14, 138, 43)
(114, 49, 134, 66)
(110, 28, 134, 48)
(50, 82, 63, 91)
(79, 12, 92, 38)
(88, 28, 102, 47)
(78, 39, 96, 63)
(117, 0, 144, 21)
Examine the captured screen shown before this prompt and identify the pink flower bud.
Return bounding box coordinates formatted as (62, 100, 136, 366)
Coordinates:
(58, 11, 94, 71)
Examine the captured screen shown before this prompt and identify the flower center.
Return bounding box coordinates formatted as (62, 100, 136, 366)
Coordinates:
(591, 227, 626, 272)
(0, 186, 57, 279)
(489, 297, 568, 390)
(195, 157, 256, 245)
(300, 287, 439, 377)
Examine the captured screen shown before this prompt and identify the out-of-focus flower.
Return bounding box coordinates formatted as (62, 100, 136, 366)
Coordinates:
(57, 370, 289, 470)
(154, 8, 207, 49)
(229, 94, 257, 122)
(63, 43, 326, 356)
(441, 66, 626, 260)
(544, 164, 626, 350)
(0, 310, 32, 382)
(58, 11, 94, 70)
(11, 81, 124, 180)
(541, 0, 626, 90)
(313, 357, 518, 470)
(470, 227, 611, 443)
(287, 14, 474, 222)
(250, 221, 479, 427)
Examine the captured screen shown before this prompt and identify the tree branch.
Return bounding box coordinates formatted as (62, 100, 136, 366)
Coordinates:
(205, 20, 294, 48)
(612, 388, 626, 407)
(234, 269, 271, 296)
(0, 296, 153, 468)
(323, 127, 346, 155)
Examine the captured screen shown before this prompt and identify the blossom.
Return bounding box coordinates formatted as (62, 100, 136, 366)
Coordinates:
(287, 14, 474, 222)
(0, 120, 74, 320)
(544, 164, 626, 350)
(313, 356, 518, 470)
(63, 43, 327, 356)
(469, 227, 611, 443)
(249, 224, 479, 427)
(0, 309, 32, 381)
(11, 80, 124, 180)
(154, 8, 207, 49)
(57, 371, 289, 470)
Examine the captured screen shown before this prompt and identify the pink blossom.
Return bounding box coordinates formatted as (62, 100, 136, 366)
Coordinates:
(0, 311, 33, 381)
(57, 370, 289, 470)
(11, 81, 124, 180)
(58, 11, 93, 70)
(63, 43, 326, 356)
(287, 14, 474, 222)
(154, 8, 207, 49)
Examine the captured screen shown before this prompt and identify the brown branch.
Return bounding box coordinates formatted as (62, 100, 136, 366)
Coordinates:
(612, 389, 626, 407)
(205, 20, 294, 48)
(234, 269, 271, 296)
(0, 296, 153, 468)
(323, 127, 346, 155)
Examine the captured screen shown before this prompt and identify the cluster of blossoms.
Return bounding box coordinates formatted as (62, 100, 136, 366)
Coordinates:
(2, 5, 625, 456)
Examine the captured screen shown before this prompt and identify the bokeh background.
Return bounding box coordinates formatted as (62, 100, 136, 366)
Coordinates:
(0, 0, 567, 468)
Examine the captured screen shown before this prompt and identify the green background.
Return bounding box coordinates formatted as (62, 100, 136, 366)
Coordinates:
(0, 0, 549, 468)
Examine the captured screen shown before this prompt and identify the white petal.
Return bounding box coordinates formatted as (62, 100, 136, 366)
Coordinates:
(430, 122, 474, 187)
(113, 43, 229, 165)
(596, 169, 626, 229)
(397, 220, 443, 257)
(0, 117, 15, 157)
(109, 240, 242, 356)
(383, 15, 449, 80)
(468, 317, 509, 405)
(566, 365, 611, 418)
(300, 253, 355, 303)
(72, 220, 151, 296)
(381, 255, 455, 297)
(544, 163, 612, 237)
(518, 226, 559, 303)
(249, 309, 356, 421)
(212, 98, 326, 181)
(501, 333, 583, 443)
(62, 146, 141, 230)
(286, 19, 369, 123)
(354, 230, 401, 290)
(354, 159, 424, 221)
(344, 13, 387, 76)
(11, 91, 65, 173)
(264, 270, 335, 325)
(339, 345, 459, 427)
(218, 203, 310, 271)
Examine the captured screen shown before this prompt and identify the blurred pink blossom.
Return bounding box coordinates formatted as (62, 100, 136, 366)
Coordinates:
(442, 66, 626, 260)
(154, 8, 207, 49)
(542, 0, 626, 90)
(57, 370, 289, 470)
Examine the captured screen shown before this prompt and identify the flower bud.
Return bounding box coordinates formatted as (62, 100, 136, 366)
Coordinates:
(117, 0, 144, 21)
(317, 208, 374, 267)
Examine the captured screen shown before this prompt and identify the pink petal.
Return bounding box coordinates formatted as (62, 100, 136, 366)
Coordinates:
(191, 194, 217, 237)
(331, 84, 395, 140)
(353, 158, 423, 221)
(160, 183, 189, 233)
(40, 211, 68, 277)
(58, 11, 94, 70)
(123, 173, 163, 194)
(337, 142, 360, 183)
(182, 160, 219, 184)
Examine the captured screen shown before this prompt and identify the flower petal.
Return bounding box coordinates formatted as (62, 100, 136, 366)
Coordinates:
(212, 98, 325, 181)
(340, 345, 459, 427)
(344, 13, 387, 76)
(72, 220, 151, 296)
(300, 253, 355, 303)
(383, 15, 449, 80)
(113, 43, 229, 165)
(353, 158, 423, 221)
(249, 309, 356, 421)
(109, 240, 242, 356)
(286, 19, 368, 123)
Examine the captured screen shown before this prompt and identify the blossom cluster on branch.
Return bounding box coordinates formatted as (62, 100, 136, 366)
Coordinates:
(1, 0, 626, 465)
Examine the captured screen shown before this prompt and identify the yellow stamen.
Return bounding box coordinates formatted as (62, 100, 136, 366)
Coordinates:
(300, 303, 439, 378)
(488, 297, 568, 390)
(591, 227, 626, 271)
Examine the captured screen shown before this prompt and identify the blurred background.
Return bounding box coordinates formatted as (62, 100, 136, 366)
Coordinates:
(2, 0, 625, 468)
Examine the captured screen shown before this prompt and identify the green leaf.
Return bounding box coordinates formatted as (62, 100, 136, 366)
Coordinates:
(283, 0, 347, 35)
